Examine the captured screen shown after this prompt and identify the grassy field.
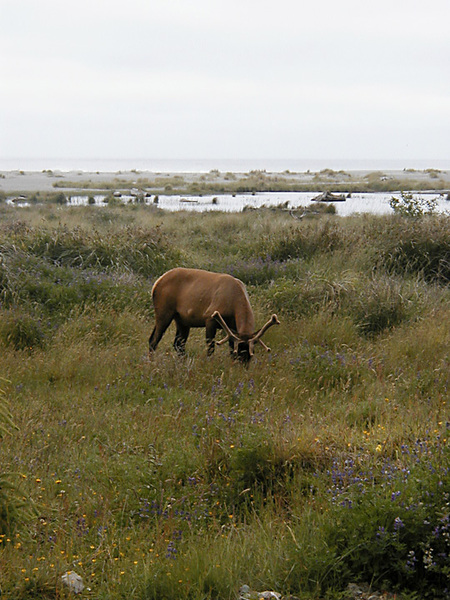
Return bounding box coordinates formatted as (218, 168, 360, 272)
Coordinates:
(0, 202, 449, 599)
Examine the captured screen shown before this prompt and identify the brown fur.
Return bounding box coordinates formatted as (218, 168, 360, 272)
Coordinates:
(148, 267, 278, 360)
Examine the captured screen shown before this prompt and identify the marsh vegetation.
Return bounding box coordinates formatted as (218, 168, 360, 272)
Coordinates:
(0, 203, 449, 599)
(49, 168, 450, 196)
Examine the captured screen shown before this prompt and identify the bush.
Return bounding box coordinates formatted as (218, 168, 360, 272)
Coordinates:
(0, 311, 45, 351)
(0, 384, 26, 536)
(0, 379, 15, 437)
(290, 341, 364, 392)
(47, 192, 67, 205)
(262, 272, 359, 319)
(315, 442, 450, 597)
(374, 216, 450, 284)
(390, 192, 438, 218)
(266, 220, 344, 262)
(350, 275, 410, 336)
(226, 257, 287, 286)
(24, 225, 180, 277)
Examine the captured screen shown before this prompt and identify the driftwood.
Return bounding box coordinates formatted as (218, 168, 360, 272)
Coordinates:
(312, 191, 347, 202)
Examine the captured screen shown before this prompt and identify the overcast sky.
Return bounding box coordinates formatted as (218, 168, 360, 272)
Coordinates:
(1, 0, 449, 165)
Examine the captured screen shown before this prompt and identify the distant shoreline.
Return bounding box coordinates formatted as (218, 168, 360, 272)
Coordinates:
(1, 168, 449, 196)
(1, 157, 450, 173)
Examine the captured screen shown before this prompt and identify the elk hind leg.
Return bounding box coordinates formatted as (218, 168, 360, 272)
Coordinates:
(173, 319, 190, 355)
(149, 313, 174, 353)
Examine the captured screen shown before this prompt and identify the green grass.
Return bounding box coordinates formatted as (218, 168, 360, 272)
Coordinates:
(0, 204, 449, 599)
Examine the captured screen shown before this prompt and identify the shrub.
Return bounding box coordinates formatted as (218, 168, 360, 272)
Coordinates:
(290, 341, 364, 391)
(265, 220, 345, 263)
(262, 272, 359, 319)
(47, 192, 67, 205)
(316, 442, 450, 597)
(262, 277, 309, 316)
(0, 474, 24, 535)
(230, 431, 282, 492)
(374, 216, 450, 284)
(4, 223, 181, 279)
(390, 192, 438, 218)
(0, 311, 45, 351)
(226, 257, 287, 286)
(350, 275, 410, 336)
(0, 379, 15, 437)
(0, 384, 26, 536)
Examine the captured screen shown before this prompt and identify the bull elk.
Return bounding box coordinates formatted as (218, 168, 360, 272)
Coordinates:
(148, 267, 280, 362)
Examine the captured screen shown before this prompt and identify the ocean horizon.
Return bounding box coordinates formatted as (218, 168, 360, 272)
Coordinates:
(1, 158, 449, 173)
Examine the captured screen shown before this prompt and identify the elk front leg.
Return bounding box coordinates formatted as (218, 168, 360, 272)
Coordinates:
(205, 318, 218, 356)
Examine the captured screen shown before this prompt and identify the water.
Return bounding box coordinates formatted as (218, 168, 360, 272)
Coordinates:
(4, 157, 449, 215)
(66, 191, 450, 216)
(2, 157, 450, 173)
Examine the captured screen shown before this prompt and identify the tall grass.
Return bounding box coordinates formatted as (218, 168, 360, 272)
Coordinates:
(0, 204, 449, 599)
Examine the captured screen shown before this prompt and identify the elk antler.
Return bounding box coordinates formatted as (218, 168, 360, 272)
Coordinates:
(250, 314, 280, 342)
(248, 314, 280, 354)
(213, 312, 280, 356)
(212, 311, 240, 346)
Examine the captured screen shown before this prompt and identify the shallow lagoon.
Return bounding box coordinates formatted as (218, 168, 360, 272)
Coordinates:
(67, 191, 450, 216)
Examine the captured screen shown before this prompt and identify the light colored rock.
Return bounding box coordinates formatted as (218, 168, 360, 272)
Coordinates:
(61, 571, 84, 594)
(239, 584, 281, 600)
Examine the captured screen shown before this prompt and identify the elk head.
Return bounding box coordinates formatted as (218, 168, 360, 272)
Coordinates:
(212, 311, 280, 363)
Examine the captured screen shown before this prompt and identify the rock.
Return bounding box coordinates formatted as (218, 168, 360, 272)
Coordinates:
(61, 571, 84, 594)
(346, 582, 396, 599)
(239, 584, 281, 600)
(347, 583, 364, 597)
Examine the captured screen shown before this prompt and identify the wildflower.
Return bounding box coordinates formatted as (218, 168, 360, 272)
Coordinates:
(406, 550, 417, 571)
(423, 547, 434, 569)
